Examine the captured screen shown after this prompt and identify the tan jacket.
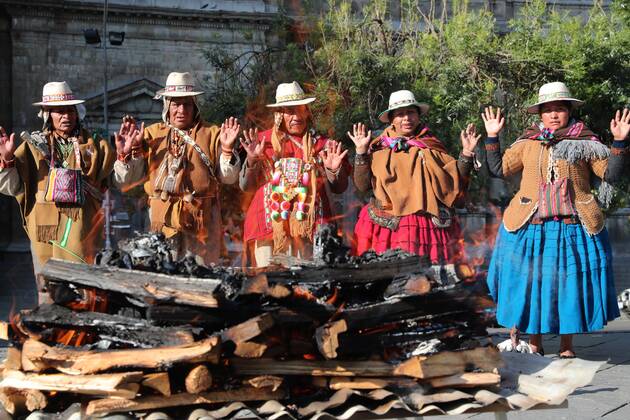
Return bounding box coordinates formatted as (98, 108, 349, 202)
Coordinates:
(499, 139, 609, 235)
(1, 129, 114, 267)
(113, 120, 239, 264)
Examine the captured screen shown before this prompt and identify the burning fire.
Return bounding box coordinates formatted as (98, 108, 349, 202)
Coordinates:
(54, 288, 109, 347)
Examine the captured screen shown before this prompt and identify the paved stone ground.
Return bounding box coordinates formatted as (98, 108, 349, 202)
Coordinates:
(1, 251, 629, 420)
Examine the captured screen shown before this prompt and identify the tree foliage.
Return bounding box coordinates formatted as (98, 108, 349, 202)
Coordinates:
(202, 0, 630, 205)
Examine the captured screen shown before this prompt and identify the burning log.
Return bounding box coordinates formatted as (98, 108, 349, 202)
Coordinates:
(20, 304, 197, 348)
(2, 228, 506, 418)
(146, 305, 224, 328)
(315, 319, 348, 359)
(42, 259, 221, 308)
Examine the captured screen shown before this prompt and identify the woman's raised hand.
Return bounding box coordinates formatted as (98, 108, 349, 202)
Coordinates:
(610, 108, 630, 141)
(319, 140, 348, 172)
(460, 123, 481, 157)
(481, 107, 505, 138)
(115, 115, 144, 155)
(0, 126, 16, 161)
(347, 123, 371, 155)
(240, 127, 264, 166)
(220, 117, 241, 152)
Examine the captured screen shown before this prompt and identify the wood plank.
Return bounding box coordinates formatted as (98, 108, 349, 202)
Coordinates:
(231, 347, 502, 379)
(221, 313, 274, 344)
(185, 365, 212, 394)
(263, 254, 424, 285)
(86, 386, 286, 416)
(234, 341, 268, 358)
(245, 375, 283, 391)
(147, 305, 224, 328)
(0, 369, 143, 398)
(230, 358, 400, 377)
(24, 389, 48, 412)
(42, 259, 221, 308)
(142, 373, 171, 397)
(0, 388, 26, 415)
(315, 319, 347, 359)
(428, 372, 501, 388)
(317, 377, 418, 390)
(383, 273, 432, 299)
(21, 304, 196, 348)
(394, 346, 503, 379)
(4, 347, 21, 371)
(0, 321, 9, 341)
(239, 274, 291, 298)
(21, 336, 220, 375)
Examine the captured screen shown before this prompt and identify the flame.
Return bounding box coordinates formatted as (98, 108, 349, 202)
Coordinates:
(52, 288, 109, 347)
(292, 286, 318, 302)
(325, 287, 339, 305)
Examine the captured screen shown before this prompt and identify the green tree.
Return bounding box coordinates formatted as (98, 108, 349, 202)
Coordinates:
(201, 0, 630, 207)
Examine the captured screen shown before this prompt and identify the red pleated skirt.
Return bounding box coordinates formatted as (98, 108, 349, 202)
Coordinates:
(353, 205, 464, 263)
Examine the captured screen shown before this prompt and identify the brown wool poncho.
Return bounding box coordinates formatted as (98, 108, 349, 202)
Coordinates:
(360, 126, 465, 218)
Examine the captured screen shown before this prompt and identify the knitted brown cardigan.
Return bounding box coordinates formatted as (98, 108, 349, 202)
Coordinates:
(485, 121, 627, 235)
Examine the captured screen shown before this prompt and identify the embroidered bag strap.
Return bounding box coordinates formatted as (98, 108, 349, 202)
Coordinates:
(170, 126, 216, 180)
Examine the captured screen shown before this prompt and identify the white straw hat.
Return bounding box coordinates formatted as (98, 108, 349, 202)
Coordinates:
(32, 82, 85, 106)
(266, 81, 316, 108)
(526, 82, 584, 114)
(155, 72, 204, 98)
(378, 90, 429, 123)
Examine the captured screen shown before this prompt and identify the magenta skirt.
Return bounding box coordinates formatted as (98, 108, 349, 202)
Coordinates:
(353, 205, 464, 263)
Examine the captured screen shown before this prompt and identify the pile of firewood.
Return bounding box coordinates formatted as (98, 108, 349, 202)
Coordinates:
(0, 229, 501, 418)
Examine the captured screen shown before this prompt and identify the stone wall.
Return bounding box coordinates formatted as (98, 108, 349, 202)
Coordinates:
(1, 0, 278, 134)
(0, 0, 279, 249)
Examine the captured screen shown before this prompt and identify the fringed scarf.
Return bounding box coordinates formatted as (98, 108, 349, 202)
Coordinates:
(519, 120, 614, 208)
(517, 119, 600, 145)
(370, 125, 449, 154)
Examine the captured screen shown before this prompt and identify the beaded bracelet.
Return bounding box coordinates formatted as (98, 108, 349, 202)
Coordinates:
(354, 153, 369, 166)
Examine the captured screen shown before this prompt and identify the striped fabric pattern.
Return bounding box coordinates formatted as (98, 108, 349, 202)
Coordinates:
(536, 178, 576, 219)
(45, 167, 84, 205)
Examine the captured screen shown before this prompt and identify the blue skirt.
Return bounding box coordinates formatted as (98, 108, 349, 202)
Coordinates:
(487, 221, 619, 334)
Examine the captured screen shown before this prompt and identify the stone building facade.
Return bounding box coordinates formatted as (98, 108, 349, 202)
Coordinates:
(0, 0, 279, 248)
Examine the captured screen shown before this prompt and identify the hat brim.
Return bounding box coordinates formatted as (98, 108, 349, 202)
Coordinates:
(33, 99, 85, 106)
(157, 90, 204, 98)
(266, 97, 316, 108)
(526, 98, 584, 114)
(378, 102, 429, 123)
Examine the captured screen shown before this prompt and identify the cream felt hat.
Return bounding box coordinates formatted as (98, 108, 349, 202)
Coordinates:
(378, 90, 429, 123)
(32, 82, 85, 106)
(266, 81, 316, 108)
(155, 72, 204, 98)
(526, 82, 584, 114)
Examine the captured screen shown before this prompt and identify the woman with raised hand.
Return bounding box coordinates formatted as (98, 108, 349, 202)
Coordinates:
(350, 89, 479, 263)
(483, 81, 629, 358)
(239, 81, 350, 267)
(0, 81, 114, 301)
